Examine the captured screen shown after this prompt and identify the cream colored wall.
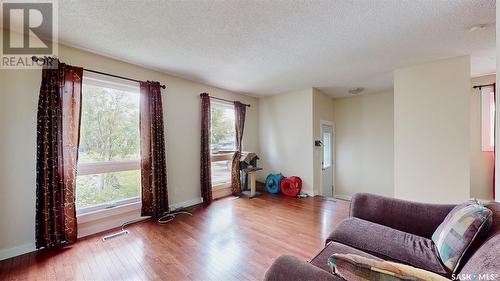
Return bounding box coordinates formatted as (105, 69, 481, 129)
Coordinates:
(332, 91, 394, 198)
(312, 88, 335, 195)
(0, 44, 259, 258)
(315, 73, 491, 201)
(496, 6, 500, 202)
(394, 56, 470, 204)
(470, 75, 495, 201)
(0, 67, 40, 259)
(258, 88, 314, 194)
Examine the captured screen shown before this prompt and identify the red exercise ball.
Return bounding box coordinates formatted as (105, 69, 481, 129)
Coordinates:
(290, 176, 302, 193)
(280, 176, 302, 197)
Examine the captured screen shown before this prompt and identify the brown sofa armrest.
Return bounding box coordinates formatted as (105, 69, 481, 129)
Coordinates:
(264, 255, 340, 281)
(349, 193, 455, 238)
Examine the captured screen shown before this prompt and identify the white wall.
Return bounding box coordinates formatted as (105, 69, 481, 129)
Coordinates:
(394, 56, 470, 204)
(332, 91, 394, 199)
(312, 88, 335, 195)
(258, 88, 334, 196)
(0, 43, 259, 259)
(470, 75, 495, 200)
(312, 73, 492, 201)
(258, 89, 314, 194)
(0, 66, 41, 260)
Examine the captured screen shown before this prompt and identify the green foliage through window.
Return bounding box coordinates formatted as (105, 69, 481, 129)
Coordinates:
(76, 170, 140, 209)
(79, 84, 140, 163)
(211, 103, 235, 152)
(76, 81, 141, 210)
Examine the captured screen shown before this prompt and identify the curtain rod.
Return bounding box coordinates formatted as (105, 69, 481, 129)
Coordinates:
(31, 56, 166, 89)
(209, 95, 251, 107)
(473, 83, 495, 90)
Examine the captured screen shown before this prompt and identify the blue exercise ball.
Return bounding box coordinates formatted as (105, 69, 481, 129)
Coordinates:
(265, 173, 283, 194)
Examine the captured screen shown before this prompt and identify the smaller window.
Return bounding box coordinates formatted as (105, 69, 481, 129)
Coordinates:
(210, 101, 236, 153)
(481, 86, 495, 152)
(323, 132, 332, 169)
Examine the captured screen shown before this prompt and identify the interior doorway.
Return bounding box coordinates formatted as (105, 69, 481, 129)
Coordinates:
(320, 122, 335, 198)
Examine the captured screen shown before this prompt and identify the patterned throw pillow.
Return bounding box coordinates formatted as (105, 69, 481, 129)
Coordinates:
(327, 254, 449, 281)
(431, 200, 493, 273)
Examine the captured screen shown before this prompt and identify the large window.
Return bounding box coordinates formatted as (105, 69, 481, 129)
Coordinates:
(76, 72, 141, 214)
(210, 101, 236, 187)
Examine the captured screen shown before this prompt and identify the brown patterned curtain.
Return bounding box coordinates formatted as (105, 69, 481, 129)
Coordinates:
(200, 93, 212, 204)
(35, 60, 83, 249)
(231, 101, 247, 195)
(140, 81, 168, 218)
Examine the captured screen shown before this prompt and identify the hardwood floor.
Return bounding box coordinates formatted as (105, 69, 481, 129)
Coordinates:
(0, 194, 349, 281)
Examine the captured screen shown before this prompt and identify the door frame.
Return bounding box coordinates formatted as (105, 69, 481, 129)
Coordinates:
(319, 120, 335, 198)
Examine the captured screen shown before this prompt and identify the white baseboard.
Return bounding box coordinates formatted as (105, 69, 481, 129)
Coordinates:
(169, 197, 202, 211)
(78, 213, 145, 239)
(0, 242, 36, 261)
(335, 194, 352, 201)
(300, 189, 315, 197)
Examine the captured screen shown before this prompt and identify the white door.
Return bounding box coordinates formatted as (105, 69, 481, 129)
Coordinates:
(321, 124, 334, 197)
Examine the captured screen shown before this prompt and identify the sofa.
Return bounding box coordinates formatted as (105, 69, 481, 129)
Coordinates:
(264, 193, 500, 281)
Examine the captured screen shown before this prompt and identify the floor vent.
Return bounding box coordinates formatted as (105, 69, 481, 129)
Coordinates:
(102, 230, 129, 241)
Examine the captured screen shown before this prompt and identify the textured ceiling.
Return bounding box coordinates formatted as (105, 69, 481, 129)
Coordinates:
(55, 0, 495, 97)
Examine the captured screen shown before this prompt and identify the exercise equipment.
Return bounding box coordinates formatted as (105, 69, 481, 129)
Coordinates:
(280, 176, 303, 197)
(265, 173, 283, 194)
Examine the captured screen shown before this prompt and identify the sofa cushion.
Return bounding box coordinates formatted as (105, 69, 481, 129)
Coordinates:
(310, 241, 382, 272)
(350, 193, 455, 239)
(458, 234, 500, 279)
(432, 200, 493, 273)
(327, 218, 448, 276)
(265, 255, 342, 281)
(459, 201, 500, 276)
(328, 253, 449, 281)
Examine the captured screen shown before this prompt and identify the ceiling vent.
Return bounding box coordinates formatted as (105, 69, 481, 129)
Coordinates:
(348, 87, 365, 95)
(468, 23, 489, 32)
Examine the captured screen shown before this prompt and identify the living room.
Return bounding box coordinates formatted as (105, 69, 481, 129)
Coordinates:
(0, 1, 498, 280)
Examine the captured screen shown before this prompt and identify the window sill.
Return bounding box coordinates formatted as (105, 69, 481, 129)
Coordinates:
(212, 182, 231, 191)
(211, 152, 235, 162)
(77, 201, 141, 224)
